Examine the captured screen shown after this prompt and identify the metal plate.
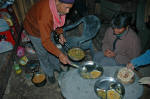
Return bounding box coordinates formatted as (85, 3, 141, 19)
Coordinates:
(94, 77, 125, 99)
(79, 61, 103, 79)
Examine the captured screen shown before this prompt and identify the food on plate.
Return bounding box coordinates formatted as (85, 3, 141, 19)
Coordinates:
(90, 70, 102, 78)
(107, 89, 121, 99)
(96, 89, 106, 99)
(32, 74, 46, 83)
(115, 86, 122, 94)
(81, 70, 102, 79)
(110, 83, 122, 94)
(81, 72, 91, 79)
(68, 48, 85, 61)
(117, 67, 134, 84)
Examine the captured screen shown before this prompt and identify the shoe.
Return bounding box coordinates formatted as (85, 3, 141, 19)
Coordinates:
(48, 76, 56, 84)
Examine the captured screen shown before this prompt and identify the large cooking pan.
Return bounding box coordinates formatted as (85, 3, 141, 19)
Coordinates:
(67, 47, 85, 61)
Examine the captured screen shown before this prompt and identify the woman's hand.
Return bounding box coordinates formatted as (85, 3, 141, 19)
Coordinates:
(59, 34, 66, 45)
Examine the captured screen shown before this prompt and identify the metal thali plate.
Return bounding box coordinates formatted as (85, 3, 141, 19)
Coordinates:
(94, 77, 125, 99)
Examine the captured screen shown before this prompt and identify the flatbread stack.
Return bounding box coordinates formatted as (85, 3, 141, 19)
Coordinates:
(117, 67, 134, 84)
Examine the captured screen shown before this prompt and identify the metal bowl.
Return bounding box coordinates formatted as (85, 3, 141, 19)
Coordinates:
(31, 73, 47, 87)
(94, 77, 125, 99)
(79, 61, 103, 79)
(67, 47, 85, 61)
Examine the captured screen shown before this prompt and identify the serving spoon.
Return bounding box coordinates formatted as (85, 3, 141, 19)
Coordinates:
(69, 62, 80, 68)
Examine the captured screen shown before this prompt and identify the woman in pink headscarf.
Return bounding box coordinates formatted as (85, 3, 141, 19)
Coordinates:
(24, 0, 74, 83)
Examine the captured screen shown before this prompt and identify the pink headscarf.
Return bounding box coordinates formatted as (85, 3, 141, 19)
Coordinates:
(49, 0, 66, 30)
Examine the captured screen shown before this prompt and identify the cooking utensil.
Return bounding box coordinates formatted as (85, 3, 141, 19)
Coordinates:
(69, 62, 80, 68)
(31, 73, 47, 87)
(94, 77, 125, 99)
(53, 31, 85, 61)
(67, 47, 85, 61)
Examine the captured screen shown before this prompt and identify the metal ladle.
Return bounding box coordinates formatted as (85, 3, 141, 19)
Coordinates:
(69, 62, 80, 68)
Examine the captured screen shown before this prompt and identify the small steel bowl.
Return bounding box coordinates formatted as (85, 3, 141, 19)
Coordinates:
(79, 61, 103, 79)
(94, 77, 125, 99)
(32, 73, 47, 87)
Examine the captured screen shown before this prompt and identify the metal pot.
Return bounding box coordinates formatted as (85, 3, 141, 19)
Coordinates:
(53, 32, 85, 61)
(67, 47, 85, 61)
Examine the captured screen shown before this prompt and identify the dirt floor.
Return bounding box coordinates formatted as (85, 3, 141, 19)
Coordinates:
(2, 49, 93, 99)
(3, 67, 64, 99)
